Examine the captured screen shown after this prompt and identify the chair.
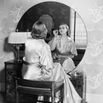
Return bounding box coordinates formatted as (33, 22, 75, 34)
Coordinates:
(15, 78, 64, 103)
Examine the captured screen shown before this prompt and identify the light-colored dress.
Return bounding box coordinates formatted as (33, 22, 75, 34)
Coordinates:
(49, 35, 77, 73)
(22, 38, 81, 103)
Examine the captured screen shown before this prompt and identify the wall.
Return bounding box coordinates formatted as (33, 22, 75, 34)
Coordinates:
(0, 0, 103, 103)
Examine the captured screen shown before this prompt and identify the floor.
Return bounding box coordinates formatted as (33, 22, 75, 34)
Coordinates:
(0, 92, 88, 103)
(0, 92, 47, 103)
(0, 92, 5, 103)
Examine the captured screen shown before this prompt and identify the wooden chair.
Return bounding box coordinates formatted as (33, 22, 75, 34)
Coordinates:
(15, 78, 64, 103)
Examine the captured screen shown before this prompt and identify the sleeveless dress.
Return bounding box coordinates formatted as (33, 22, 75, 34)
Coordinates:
(22, 38, 81, 103)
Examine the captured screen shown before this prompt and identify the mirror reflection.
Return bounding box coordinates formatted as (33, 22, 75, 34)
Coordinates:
(16, 1, 87, 67)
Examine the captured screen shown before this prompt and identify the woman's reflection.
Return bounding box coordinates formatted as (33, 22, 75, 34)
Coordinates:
(49, 23, 77, 74)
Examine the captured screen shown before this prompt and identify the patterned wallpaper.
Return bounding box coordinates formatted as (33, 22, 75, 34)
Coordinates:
(0, 0, 103, 103)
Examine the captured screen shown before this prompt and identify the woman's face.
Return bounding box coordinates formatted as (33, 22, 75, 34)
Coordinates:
(59, 24, 68, 35)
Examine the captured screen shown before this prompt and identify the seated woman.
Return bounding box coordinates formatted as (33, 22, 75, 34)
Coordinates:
(49, 23, 78, 74)
(22, 20, 81, 103)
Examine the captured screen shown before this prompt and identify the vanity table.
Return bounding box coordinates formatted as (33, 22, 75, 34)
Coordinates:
(4, 60, 86, 103)
(5, 60, 23, 103)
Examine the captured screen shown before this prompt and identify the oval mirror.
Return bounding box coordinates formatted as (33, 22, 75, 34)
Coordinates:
(16, 1, 87, 69)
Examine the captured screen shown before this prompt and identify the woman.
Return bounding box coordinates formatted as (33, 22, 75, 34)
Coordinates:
(22, 21, 54, 80)
(22, 21, 81, 103)
(49, 23, 77, 74)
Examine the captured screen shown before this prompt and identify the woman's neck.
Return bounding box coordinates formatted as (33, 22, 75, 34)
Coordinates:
(61, 33, 67, 37)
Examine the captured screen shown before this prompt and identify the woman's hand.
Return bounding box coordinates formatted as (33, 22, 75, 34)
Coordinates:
(39, 64, 52, 80)
(53, 30, 58, 37)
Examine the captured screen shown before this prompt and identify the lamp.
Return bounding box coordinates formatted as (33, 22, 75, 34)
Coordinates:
(8, 32, 31, 62)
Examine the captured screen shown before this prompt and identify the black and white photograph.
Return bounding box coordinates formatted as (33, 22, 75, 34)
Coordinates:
(0, 0, 103, 103)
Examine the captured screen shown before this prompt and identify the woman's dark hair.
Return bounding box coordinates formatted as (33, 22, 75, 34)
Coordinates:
(31, 21, 48, 39)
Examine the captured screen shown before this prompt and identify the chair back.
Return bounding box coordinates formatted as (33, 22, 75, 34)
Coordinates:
(15, 78, 56, 89)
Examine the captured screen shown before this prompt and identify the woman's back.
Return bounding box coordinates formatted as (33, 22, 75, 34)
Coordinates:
(25, 39, 45, 64)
